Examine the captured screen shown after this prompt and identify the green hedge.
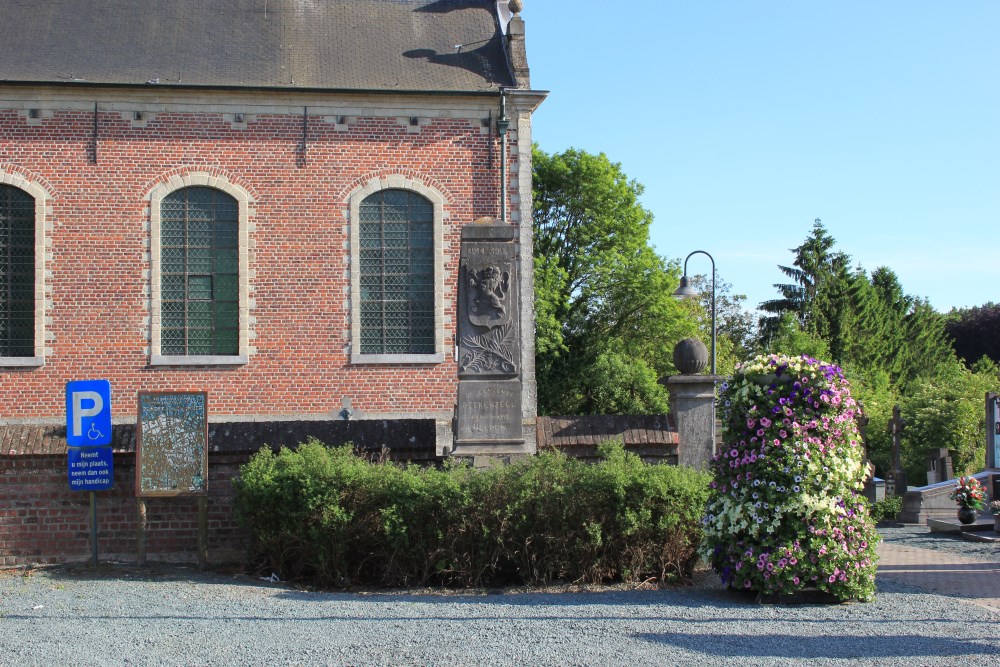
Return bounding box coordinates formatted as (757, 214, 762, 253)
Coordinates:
(233, 439, 711, 589)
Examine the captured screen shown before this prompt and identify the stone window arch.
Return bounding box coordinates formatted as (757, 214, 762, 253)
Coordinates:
(148, 174, 252, 365)
(349, 178, 446, 364)
(0, 176, 49, 367)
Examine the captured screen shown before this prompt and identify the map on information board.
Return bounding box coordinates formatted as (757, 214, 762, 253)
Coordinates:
(136, 392, 208, 497)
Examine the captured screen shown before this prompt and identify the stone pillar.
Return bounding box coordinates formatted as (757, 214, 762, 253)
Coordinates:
(666, 375, 722, 470)
(453, 222, 532, 457)
(506, 13, 530, 88)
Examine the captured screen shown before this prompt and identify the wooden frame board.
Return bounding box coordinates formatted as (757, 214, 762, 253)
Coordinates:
(135, 391, 208, 497)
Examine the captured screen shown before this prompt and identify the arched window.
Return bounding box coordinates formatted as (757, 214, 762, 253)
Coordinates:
(358, 189, 435, 355)
(0, 185, 35, 358)
(159, 187, 239, 356)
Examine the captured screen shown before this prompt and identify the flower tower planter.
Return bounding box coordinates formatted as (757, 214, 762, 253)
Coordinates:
(703, 354, 879, 602)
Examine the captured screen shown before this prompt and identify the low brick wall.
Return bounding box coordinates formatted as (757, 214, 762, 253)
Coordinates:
(0, 419, 438, 566)
(537, 415, 680, 464)
(3, 415, 699, 565)
(0, 452, 248, 566)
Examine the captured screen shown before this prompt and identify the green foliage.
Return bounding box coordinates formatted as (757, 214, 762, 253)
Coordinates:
(869, 495, 902, 523)
(850, 369, 899, 478)
(759, 222, 955, 389)
(689, 273, 757, 375)
(532, 146, 699, 415)
(764, 312, 830, 361)
(578, 343, 671, 415)
(756, 220, 990, 490)
(946, 302, 1000, 366)
(899, 358, 998, 485)
(234, 440, 711, 589)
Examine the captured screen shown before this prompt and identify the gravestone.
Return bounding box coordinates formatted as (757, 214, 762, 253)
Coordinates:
(987, 392, 999, 469)
(454, 222, 526, 454)
(926, 447, 954, 485)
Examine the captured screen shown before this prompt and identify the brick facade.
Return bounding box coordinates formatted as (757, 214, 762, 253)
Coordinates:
(0, 452, 247, 566)
(0, 91, 540, 431)
(0, 1, 550, 566)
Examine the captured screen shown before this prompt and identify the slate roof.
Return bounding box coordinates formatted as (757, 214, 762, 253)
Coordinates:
(0, 0, 513, 92)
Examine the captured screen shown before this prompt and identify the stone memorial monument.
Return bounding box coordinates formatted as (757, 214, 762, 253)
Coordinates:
(453, 221, 530, 456)
(925, 447, 954, 485)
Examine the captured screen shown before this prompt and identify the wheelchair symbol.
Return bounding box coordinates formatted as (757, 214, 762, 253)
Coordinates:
(88, 423, 104, 441)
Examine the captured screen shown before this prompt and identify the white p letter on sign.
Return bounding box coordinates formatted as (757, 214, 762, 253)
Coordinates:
(72, 391, 103, 438)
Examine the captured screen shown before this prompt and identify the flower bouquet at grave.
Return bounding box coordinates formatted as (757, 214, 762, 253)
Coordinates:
(949, 476, 986, 510)
(702, 353, 880, 602)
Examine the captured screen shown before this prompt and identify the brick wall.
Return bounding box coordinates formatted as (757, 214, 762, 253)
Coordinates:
(0, 97, 520, 421)
(0, 419, 440, 566)
(0, 452, 247, 566)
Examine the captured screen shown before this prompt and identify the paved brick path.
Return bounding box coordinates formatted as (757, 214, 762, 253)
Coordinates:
(877, 541, 1000, 613)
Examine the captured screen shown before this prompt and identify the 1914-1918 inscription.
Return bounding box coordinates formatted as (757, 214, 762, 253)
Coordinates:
(455, 223, 525, 450)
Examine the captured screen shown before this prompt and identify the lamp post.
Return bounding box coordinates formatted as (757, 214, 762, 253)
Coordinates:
(673, 250, 716, 375)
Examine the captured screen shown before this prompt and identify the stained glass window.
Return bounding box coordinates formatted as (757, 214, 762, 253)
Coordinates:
(0, 186, 34, 357)
(358, 189, 434, 354)
(160, 187, 239, 355)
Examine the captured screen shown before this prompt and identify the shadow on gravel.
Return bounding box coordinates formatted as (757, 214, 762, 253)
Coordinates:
(16, 562, 286, 592)
(636, 632, 1000, 659)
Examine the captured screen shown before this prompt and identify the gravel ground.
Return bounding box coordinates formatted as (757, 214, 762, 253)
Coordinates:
(1, 527, 999, 667)
(877, 522, 1000, 561)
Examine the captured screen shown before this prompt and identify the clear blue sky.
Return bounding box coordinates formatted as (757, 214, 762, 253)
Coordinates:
(522, 1, 999, 313)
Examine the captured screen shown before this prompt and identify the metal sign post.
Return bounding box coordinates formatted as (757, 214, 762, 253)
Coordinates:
(66, 380, 114, 566)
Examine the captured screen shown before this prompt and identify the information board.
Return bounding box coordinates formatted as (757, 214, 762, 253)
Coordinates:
(136, 392, 208, 497)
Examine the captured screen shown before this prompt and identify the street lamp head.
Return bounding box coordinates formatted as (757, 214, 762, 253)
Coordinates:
(672, 275, 698, 298)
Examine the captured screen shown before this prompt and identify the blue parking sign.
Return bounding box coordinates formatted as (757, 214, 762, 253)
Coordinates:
(66, 380, 112, 447)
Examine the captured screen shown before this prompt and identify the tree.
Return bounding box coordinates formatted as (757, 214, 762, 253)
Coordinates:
(900, 358, 999, 485)
(532, 146, 699, 415)
(946, 302, 1000, 366)
(689, 273, 757, 375)
(762, 312, 830, 360)
(758, 219, 852, 357)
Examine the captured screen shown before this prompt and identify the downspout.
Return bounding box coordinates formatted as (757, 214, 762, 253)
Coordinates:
(497, 89, 509, 224)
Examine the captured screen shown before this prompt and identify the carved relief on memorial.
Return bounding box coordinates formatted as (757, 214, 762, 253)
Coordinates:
(468, 265, 511, 326)
(458, 250, 520, 376)
(460, 321, 518, 374)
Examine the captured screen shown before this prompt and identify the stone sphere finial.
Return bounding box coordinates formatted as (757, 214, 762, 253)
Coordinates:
(508, 0, 523, 15)
(673, 338, 709, 375)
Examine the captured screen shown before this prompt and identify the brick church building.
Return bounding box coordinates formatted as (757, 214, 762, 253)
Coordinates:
(0, 0, 544, 459)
